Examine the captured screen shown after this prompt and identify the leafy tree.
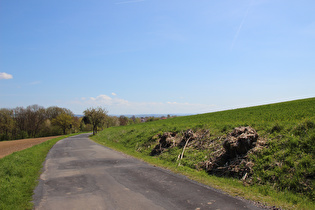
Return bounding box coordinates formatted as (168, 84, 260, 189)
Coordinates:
(82, 116, 91, 125)
(71, 116, 81, 133)
(0, 108, 14, 140)
(83, 107, 108, 135)
(146, 116, 160, 122)
(131, 115, 136, 123)
(46, 106, 73, 119)
(43, 106, 74, 136)
(104, 116, 120, 128)
(111, 116, 120, 126)
(134, 117, 141, 124)
(0, 105, 83, 140)
(52, 113, 73, 135)
(119, 115, 129, 126)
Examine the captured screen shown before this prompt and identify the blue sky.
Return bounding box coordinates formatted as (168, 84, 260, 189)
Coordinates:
(1, 0, 314, 115)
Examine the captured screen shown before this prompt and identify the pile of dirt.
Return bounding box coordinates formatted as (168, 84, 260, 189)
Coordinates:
(199, 126, 266, 180)
(150, 127, 266, 181)
(150, 132, 178, 156)
(223, 126, 259, 157)
(150, 129, 208, 156)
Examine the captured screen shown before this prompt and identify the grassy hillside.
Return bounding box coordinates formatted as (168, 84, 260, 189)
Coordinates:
(92, 97, 315, 209)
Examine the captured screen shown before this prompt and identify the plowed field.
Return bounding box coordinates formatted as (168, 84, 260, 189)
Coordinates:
(0, 136, 63, 158)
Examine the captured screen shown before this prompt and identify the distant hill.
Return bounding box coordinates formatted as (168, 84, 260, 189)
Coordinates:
(108, 114, 193, 118)
(76, 114, 192, 118)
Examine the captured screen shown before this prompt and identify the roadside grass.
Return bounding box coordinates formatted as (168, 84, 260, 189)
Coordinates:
(91, 97, 315, 210)
(0, 133, 80, 210)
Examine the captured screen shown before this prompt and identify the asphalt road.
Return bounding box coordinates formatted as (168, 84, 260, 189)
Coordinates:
(33, 133, 263, 210)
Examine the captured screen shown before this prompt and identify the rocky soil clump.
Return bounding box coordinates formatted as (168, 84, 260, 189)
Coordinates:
(150, 126, 266, 181)
(223, 126, 259, 157)
(199, 126, 265, 180)
(150, 129, 200, 155)
(150, 132, 178, 156)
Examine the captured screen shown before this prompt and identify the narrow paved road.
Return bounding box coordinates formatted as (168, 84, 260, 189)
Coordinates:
(33, 133, 262, 210)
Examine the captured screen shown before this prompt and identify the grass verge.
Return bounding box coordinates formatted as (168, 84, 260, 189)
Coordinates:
(0, 133, 80, 210)
(91, 97, 315, 210)
(91, 135, 314, 210)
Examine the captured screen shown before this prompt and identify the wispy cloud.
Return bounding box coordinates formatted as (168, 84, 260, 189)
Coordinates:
(0, 72, 13, 80)
(29, 81, 41, 85)
(112, 92, 117, 96)
(230, 1, 253, 50)
(115, 0, 145, 5)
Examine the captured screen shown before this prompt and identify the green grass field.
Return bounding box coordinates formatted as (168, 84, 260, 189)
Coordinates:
(92, 97, 315, 209)
(1, 98, 313, 209)
(0, 134, 79, 210)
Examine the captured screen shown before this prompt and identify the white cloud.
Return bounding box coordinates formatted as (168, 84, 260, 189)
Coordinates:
(71, 94, 217, 115)
(112, 92, 117, 96)
(0, 72, 13, 80)
(90, 94, 112, 101)
(85, 94, 129, 107)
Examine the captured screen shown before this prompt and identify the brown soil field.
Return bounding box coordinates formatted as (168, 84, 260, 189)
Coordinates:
(0, 136, 63, 158)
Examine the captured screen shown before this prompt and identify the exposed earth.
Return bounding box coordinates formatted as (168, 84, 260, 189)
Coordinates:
(150, 127, 266, 182)
(0, 136, 62, 158)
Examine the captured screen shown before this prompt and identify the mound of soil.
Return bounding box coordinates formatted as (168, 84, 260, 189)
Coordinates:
(223, 126, 259, 157)
(150, 132, 178, 156)
(150, 129, 204, 156)
(199, 126, 266, 180)
(150, 127, 266, 181)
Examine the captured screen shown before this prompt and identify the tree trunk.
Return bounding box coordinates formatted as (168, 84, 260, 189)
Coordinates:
(93, 125, 97, 135)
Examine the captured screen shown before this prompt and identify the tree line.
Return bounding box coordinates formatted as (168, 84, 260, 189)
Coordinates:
(0, 105, 174, 141)
(0, 105, 80, 140)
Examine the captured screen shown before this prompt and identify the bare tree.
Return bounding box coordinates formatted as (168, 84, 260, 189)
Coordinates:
(25, 105, 47, 137)
(13, 107, 27, 138)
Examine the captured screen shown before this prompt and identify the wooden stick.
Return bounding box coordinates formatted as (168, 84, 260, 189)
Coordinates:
(178, 137, 191, 166)
(241, 172, 248, 181)
(176, 153, 181, 162)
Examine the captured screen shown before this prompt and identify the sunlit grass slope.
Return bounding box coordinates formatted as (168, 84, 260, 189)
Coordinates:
(92, 97, 315, 209)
